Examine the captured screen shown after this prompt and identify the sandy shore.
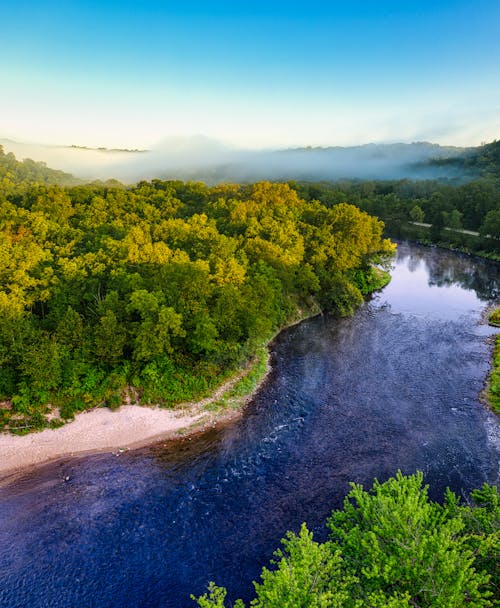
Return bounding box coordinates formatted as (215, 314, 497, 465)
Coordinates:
(0, 405, 209, 480)
(0, 354, 272, 482)
(0, 306, 323, 483)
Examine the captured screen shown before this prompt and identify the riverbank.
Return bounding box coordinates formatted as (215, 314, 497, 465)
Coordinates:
(0, 345, 274, 482)
(2, 241, 498, 608)
(391, 224, 500, 262)
(0, 297, 326, 482)
(485, 307, 500, 414)
(0, 270, 398, 481)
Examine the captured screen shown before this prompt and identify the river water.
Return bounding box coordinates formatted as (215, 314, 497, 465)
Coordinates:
(0, 243, 499, 608)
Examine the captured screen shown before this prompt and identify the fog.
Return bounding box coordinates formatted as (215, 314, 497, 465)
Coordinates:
(1, 136, 471, 184)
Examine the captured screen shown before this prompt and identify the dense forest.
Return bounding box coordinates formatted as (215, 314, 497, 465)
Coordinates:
(293, 140, 500, 259)
(0, 146, 393, 430)
(192, 472, 499, 608)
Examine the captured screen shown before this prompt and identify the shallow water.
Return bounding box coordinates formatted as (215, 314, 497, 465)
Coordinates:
(0, 243, 499, 608)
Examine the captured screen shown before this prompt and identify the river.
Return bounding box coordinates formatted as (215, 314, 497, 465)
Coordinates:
(0, 242, 498, 608)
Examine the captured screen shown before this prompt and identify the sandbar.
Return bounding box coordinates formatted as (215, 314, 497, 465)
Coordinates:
(0, 355, 271, 482)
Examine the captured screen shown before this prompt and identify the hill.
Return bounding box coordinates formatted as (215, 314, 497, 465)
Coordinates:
(0, 144, 79, 186)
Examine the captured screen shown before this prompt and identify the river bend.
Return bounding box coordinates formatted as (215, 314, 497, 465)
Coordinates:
(0, 242, 498, 608)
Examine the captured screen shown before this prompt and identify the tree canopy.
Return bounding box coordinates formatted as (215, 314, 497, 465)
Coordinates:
(193, 472, 499, 608)
(0, 148, 393, 430)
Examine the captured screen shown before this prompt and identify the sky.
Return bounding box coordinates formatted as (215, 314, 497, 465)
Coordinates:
(1, 0, 499, 149)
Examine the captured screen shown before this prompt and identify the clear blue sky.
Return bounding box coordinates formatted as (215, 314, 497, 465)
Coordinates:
(1, 0, 499, 148)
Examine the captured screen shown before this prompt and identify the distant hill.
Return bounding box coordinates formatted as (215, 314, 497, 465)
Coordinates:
(0, 136, 498, 184)
(425, 139, 500, 178)
(0, 144, 79, 185)
(66, 144, 148, 154)
(0, 138, 143, 183)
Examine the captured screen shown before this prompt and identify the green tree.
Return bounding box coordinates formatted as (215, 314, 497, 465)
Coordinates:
(327, 471, 491, 607)
(94, 310, 127, 368)
(446, 208, 463, 230)
(193, 525, 360, 608)
(250, 524, 358, 608)
(193, 474, 496, 608)
(430, 210, 446, 241)
(480, 210, 500, 239)
(409, 204, 425, 223)
(0, 152, 396, 425)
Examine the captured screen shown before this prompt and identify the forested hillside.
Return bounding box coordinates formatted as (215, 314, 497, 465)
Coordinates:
(427, 139, 500, 179)
(0, 147, 393, 431)
(293, 142, 500, 258)
(0, 145, 79, 187)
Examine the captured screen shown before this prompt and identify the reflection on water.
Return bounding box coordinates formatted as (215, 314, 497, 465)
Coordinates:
(0, 243, 498, 608)
(396, 243, 499, 300)
(379, 244, 499, 320)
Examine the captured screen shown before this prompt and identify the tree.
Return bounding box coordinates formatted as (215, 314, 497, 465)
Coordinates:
(250, 525, 357, 608)
(193, 525, 360, 608)
(94, 310, 127, 368)
(327, 471, 491, 607)
(446, 208, 463, 230)
(480, 210, 500, 239)
(430, 210, 445, 241)
(0, 153, 396, 426)
(409, 204, 425, 223)
(193, 474, 496, 608)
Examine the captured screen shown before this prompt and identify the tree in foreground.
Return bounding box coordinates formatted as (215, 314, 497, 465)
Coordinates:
(192, 472, 498, 607)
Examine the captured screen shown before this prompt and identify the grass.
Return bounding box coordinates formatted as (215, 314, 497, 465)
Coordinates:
(489, 308, 500, 327)
(487, 307, 500, 414)
(203, 345, 270, 413)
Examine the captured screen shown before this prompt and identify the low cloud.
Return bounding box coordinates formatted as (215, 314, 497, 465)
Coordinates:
(1, 135, 473, 184)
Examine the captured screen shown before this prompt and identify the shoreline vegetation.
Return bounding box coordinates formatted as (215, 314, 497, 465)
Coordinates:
(390, 224, 500, 263)
(0, 345, 270, 482)
(292, 140, 500, 263)
(0, 272, 390, 482)
(0, 278, 361, 480)
(486, 307, 500, 414)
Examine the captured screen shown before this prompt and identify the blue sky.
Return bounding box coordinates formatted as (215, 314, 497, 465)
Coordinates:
(1, 0, 499, 148)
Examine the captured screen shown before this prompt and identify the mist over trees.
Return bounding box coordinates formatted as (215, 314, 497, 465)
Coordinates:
(292, 141, 500, 257)
(0, 137, 484, 184)
(1, 138, 498, 429)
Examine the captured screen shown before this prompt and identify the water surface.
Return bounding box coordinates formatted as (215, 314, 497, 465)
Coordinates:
(0, 243, 498, 608)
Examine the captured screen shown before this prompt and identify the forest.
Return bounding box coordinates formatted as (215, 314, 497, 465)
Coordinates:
(292, 141, 500, 260)
(0, 146, 393, 430)
(192, 472, 499, 608)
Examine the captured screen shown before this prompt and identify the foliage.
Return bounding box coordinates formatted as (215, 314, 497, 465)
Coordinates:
(193, 473, 498, 608)
(481, 210, 500, 239)
(0, 145, 78, 187)
(486, 308, 500, 414)
(328, 471, 493, 608)
(489, 308, 500, 327)
(0, 148, 394, 429)
(292, 157, 500, 259)
(250, 525, 358, 608)
(409, 204, 425, 222)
